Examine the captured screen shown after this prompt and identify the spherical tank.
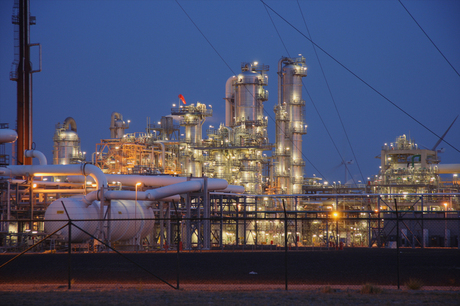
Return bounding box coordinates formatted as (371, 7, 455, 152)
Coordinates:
(44, 196, 155, 243)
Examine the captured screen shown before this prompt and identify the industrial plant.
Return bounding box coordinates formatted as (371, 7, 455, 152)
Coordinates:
(0, 0, 459, 253)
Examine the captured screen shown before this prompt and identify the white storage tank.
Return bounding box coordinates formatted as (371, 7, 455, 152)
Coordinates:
(44, 196, 155, 243)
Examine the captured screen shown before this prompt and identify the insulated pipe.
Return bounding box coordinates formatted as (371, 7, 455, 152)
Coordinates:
(277, 57, 288, 107)
(154, 141, 165, 172)
(25, 149, 48, 165)
(104, 174, 228, 190)
(220, 185, 245, 193)
(145, 180, 202, 200)
(0, 164, 107, 189)
(83, 181, 202, 205)
(10, 179, 83, 188)
(62, 117, 77, 132)
(0, 129, 18, 144)
(225, 76, 237, 126)
(438, 164, 460, 174)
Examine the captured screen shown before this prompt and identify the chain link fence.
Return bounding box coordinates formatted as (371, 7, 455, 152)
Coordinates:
(1, 210, 459, 291)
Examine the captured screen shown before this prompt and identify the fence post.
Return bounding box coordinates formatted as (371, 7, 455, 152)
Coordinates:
(68, 220, 72, 290)
(282, 200, 288, 291)
(172, 200, 180, 290)
(394, 199, 400, 290)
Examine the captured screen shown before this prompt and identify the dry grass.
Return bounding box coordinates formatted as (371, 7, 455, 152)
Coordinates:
(405, 278, 424, 290)
(360, 283, 383, 294)
(0, 286, 459, 305)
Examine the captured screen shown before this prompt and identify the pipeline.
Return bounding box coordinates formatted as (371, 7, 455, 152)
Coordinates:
(24, 149, 48, 165)
(0, 163, 107, 189)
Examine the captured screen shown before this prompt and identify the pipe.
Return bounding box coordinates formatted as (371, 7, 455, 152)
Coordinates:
(62, 117, 77, 132)
(154, 141, 165, 172)
(438, 164, 460, 174)
(224, 76, 237, 126)
(83, 181, 202, 205)
(30, 189, 86, 194)
(105, 174, 228, 190)
(0, 163, 107, 188)
(24, 149, 47, 165)
(0, 129, 18, 144)
(278, 57, 289, 107)
(220, 185, 245, 194)
(67, 174, 227, 190)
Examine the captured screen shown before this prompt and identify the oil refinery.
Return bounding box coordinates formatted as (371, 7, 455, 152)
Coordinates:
(0, 0, 459, 252)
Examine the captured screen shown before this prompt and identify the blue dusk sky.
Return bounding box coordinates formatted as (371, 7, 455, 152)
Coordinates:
(0, 0, 459, 184)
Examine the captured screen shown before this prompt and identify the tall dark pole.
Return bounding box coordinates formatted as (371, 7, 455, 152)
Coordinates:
(282, 200, 288, 290)
(394, 199, 400, 289)
(12, 0, 40, 166)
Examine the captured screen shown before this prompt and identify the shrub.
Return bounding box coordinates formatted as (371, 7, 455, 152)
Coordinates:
(360, 283, 383, 294)
(405, 278, 424, 290)
(321, 286, 334, 293)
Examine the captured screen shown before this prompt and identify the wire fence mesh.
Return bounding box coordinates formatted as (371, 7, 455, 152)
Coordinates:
(1, 211, 460, 292)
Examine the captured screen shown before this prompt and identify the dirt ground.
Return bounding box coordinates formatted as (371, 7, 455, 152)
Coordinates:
(0, 285, 459, 305)
(1, 248, 459, 304)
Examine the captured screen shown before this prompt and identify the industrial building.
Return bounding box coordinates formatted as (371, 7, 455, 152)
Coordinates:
(0, 0, 458, 252)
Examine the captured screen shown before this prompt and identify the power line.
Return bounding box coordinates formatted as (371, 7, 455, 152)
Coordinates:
(296, 0, 365, 183)
(263, 3, 330, 180)
(260, 0, 460, 155)
(176, 0, 329, 182)
(399, 0, 460, 79)
(175, 0, 236, 76)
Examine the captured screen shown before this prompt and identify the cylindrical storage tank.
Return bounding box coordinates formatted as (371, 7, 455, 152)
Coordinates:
(0, 129, 18, 144)
(44, 196, 155, 243)
(235, 69, 260, 122)
(53, 130, 81, 165)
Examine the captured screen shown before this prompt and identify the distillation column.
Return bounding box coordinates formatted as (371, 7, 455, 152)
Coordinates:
(226, 62, 270, 194)
(53, 117, 86, 165)
(274, 56, 307, 195)
(172, 103, 212, 177)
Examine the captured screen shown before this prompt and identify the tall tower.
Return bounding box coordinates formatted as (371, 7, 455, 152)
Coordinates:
(219, 62, 271, 194)
(10, 0, 41, 165)
(274, 56, 307, 194)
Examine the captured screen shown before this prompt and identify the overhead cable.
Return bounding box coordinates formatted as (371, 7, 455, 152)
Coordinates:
(296, 0, 365, 183)
(260, 0, 460, 155)
(399, 0, 460, 79)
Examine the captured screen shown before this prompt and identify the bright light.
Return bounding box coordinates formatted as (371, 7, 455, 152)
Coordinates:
(333, 212, 338, 218)
(32, 184, 37, 188)
(136, 182, 142, 187)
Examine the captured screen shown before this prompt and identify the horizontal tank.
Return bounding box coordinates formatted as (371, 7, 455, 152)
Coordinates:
(44, 196, 155, 243)
(0, 129, 18, 144)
